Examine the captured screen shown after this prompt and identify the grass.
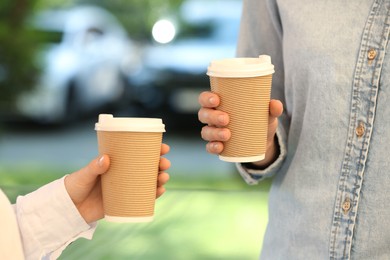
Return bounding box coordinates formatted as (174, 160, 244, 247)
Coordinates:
(0, 166, 270, 260)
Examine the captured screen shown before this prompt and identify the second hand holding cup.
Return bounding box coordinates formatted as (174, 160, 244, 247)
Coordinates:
(207, 55, 275, 163)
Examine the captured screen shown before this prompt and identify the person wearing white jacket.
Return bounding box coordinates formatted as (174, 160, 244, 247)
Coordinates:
(0, 144, 170, 260)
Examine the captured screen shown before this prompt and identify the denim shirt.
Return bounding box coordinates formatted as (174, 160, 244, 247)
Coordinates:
(235, 0, 390, 259)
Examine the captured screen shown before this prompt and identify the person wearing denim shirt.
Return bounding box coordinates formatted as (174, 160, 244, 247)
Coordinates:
(198, 0, 390, 259)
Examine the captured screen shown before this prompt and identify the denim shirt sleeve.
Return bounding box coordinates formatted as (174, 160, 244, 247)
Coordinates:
(236, 124, 287, 185)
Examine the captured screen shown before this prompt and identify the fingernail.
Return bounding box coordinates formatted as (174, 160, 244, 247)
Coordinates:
(98, 155, 105, 167)
(209, 97, 216, 105)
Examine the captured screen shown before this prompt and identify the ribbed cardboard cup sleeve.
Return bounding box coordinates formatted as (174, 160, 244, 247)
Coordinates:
(210, 75, 272, 162)
(95, 115, 165, 223)
(207, 55, 274, 163)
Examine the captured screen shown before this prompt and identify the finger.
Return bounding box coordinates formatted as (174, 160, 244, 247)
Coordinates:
(198, 108, 229, 126)
(156, 186, 166, 198)
(64, 155, 110, 203)
(157, 172, 170, 187)
(161, 143, 170, 155)
(268, 99, 283, 126)
(70, 155, 110, 184)
(269, 99, 283, 118)
(201, 125, 231, 142)
(92, 155, 110, 176)
(205, 141, 224, 154)
(198, 91, 220, 108)
(159, 157, 171, 171)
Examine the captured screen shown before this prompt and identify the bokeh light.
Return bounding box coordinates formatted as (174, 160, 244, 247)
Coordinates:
(152, 19, 176, 44)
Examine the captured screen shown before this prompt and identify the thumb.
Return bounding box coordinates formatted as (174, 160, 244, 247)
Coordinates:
(93, 155, 110, 175)
(64, 155, 110, 204)
(269, 99, 283, 118)
(268, 99, 283, 128)
(67, 155, 110, 187)
(83, 154, 110, 180)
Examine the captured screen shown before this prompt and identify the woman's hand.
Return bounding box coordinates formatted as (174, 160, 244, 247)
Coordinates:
(64, 144, 171, 223)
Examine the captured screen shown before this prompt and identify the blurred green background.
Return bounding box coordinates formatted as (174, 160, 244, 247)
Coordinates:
(0, 0, 271, 259)
(0, 166, 270, 260)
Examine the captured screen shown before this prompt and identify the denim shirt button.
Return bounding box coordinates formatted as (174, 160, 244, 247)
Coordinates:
(368, 48, 377, 60)
(342, 197, 351, 214)
(355, 122, 365, 137)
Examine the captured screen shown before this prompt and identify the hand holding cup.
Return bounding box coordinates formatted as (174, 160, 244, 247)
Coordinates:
(200, 55, 282, 163)
(198, 92, 283, 166)
(64, 144, 170, 224)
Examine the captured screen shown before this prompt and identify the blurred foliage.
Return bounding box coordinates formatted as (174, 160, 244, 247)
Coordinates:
(0, 0, 183, 112)
(33, 0, 184, 41)
(0, 0, 42, 111)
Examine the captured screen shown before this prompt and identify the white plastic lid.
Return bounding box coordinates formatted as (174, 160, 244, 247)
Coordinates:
(95, 114, 165, 132)
(207, 55, 274, 78)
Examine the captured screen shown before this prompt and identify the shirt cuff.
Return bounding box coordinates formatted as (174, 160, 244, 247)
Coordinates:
(236, 126, 287, 185)
(15, 176, 97, 260)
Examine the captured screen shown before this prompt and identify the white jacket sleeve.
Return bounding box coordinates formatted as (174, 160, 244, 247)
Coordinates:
(0, 189, 24, 260)
(14, 176, 97, 260)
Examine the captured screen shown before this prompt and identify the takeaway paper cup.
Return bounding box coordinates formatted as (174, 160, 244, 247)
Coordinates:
(95, 114, 165, 222)
(207, 55, 274, 162)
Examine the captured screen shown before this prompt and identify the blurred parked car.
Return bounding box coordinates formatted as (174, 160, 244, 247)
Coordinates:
(131, 0, 242, 129)
(15, 5, 139, 124)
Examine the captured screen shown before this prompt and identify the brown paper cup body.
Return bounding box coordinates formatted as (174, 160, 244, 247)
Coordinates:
(210, 75, 272, 162)
(97, 131, 162, 222)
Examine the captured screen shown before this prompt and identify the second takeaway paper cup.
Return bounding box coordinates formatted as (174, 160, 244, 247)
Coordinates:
(207, 55, 275, 163)
(95, 114, 165, 223)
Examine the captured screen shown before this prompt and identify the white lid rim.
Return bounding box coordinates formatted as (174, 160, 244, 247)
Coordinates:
(95, 114, 165, 132)
(207, 68, 275, 78)
(95, 127, 166, 132)
(206, 55, 274, 78)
